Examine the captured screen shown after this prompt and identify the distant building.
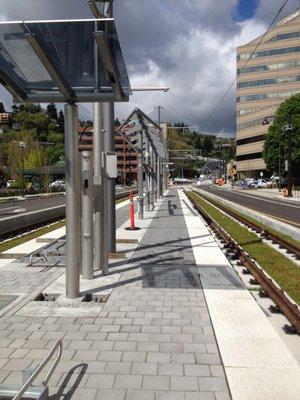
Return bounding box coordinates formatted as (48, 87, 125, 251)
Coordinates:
(0, 113, 10, 123)
(236, 9, 300, 178)
(78, 126, 138, 185)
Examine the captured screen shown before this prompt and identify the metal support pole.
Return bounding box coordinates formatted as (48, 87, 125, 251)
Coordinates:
(81, 151, 93, 280)
(153, 152, 157, 202)
(145, 136, 150, 211)
(138, 130, 144, 219)
(103, 102, 116, 252)
(65, 104, 80, 299)
(157, 156, 161, 198)
(149, 146, 154, 208)
(93, 102, 108, 274)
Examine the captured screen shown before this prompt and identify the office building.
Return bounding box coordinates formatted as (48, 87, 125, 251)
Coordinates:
(236, 9, 300, 177)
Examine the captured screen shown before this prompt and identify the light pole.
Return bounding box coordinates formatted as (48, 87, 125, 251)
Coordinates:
(19, 141, 26, 197)
(285, 123, 293, 197)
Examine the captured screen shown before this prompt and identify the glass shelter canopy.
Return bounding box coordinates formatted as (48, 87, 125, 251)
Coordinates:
(117, 108, 168, 159)
(0, 18, 130, 103)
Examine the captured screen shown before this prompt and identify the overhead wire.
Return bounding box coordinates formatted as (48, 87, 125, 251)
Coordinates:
(202, 0, 290, 130)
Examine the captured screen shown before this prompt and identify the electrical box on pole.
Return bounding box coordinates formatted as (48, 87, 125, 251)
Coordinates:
(104, 152, 118, 178)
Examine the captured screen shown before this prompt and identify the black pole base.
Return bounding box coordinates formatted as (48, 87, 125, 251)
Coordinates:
(125, 226, 141, 231)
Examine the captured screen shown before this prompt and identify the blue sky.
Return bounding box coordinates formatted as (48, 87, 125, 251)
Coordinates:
(234, 0, 259, 21)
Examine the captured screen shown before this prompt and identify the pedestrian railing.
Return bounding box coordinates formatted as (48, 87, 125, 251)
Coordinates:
(0, 340, 62, 400)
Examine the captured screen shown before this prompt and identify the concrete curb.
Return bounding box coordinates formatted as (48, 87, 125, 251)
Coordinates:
(195, 188, 300, 241)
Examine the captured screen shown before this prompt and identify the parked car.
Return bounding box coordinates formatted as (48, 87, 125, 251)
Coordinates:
(50, 180, 66, 190)
(6, 180, 16, 188)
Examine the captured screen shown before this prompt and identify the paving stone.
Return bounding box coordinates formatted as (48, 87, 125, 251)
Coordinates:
(183, 343, 206, 353)
(171, 353, 195, 364)
(9, 348, 30, 359)
(105, 361, 132, 375)
(160, 343, 183, 353)
(210, 365, 225, 377)
(95, 389, 126, 400)
(161, 326, 182, 334)
(122, 351, 147, 362)
(86, 374, 115, 389)
(73, 350, 99, 362)
(64, 331, 87, 340)
(185, 392, 215, 400)
(126, 389, 155, 400)
(196, 354, 221, 365)
(147, 352, 170, 363)
(171, 376, 198, 391)
(114, 374, 142, 390)
(91, 340, 115, 351)
(121, 325, 141, 333)
(68, 340, 92, 350)
(131, 362, 158, 375)
(101, 325, 121, 333)
(198, 377, 228, 392)
(98, 351, 123, 362)
(107, 333, 129, 341)
(215, 392, 231, 400)
(0, 348, 15, 358)
(142, 375, 170, 391)
(141, 326, 161, 333)
(158, 363, 183, 376)
(137, 342, 160, 352)
(156, 391, 185, 400)
(114, 341, 137, 351)
(184, 364, 211, 377)
(62, 387, 98, 400)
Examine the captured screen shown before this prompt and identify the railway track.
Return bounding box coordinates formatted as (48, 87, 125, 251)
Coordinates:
(187, 190, 300, 335)
(0, 189, 137, 241)
(193, 189, 300, 260)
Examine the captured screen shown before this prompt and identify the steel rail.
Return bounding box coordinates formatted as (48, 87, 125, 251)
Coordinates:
(192, 189, 300, 259)
(187, 191, 300, 335)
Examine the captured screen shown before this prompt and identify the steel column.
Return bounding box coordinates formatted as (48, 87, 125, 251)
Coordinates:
(145, 136, 150, 211)
(93, 102, 108, 274)
(149, 146, 154, 208)
(81, 151, 94, 280)
(65, 104, 80, 299)
(157, 156, 161, 198)
(138, 130, 144, 219)
(153, 152, 157, 203)
(103, 102, 116, 252)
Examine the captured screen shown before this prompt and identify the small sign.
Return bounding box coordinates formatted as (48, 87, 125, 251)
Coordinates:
(260, 172, 263, 177)
(285, 160, 288, 172)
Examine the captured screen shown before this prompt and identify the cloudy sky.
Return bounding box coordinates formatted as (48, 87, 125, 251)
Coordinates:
(0, 0, 299, 136)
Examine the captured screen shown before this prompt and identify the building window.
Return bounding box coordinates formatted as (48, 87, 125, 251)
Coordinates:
(238, 74, 300, 88)
(236, 135, 265, 146)
(237, 116, 275, 130)
(266, 31, 300, 42)
(236, 152, 262, 161)
(237, 60, 300, 75)
(237, 46, 300, 61)
(237, 89, 300, 102)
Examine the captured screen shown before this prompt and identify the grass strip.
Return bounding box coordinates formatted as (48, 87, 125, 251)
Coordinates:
(0, 220, 65, 254)
(199, 191, 300, 249)
(188, 191, 300, 305)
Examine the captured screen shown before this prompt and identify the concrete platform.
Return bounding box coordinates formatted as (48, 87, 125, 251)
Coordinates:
(0, 189, 299, 400)
(180, 190, 300, 400)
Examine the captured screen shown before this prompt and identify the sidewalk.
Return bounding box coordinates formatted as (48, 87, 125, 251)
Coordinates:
(0, 189, 299, 399)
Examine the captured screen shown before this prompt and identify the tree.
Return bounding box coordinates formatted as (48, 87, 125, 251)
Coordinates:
(57, 110, 65, 131)
(47, 103, 58, 121)
(202, 135, 214, 157)
(263, 93, 300, 177)
(0, 102, 5, 113)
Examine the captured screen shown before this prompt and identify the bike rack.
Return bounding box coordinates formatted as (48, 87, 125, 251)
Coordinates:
(0, 340, 62, 399)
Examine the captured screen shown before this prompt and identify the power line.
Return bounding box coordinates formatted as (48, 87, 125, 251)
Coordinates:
(202, 0, 290, 130)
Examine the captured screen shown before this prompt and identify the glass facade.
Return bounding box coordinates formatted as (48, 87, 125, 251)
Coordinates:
(237, 59, 300, 74)
(238, 74, 300, 88)
(237, 89, 300, 102)
(237, 46, 300, 61)
(237, 116, 275, 131)
(267, 31, 300, 42)
(236, 135, 265, 146)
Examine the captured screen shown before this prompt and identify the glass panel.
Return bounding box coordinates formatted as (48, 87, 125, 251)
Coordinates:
(0, 19, 130, 102)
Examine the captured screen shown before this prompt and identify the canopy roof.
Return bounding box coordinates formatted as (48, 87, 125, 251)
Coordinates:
(117, 108, 168, 159)
(0, 18, 130, 103)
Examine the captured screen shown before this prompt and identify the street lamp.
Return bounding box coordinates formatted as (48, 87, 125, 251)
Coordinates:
(19, 141, 26, 197)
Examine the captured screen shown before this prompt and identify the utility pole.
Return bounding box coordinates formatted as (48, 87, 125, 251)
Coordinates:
(155, 105, 163, 127)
